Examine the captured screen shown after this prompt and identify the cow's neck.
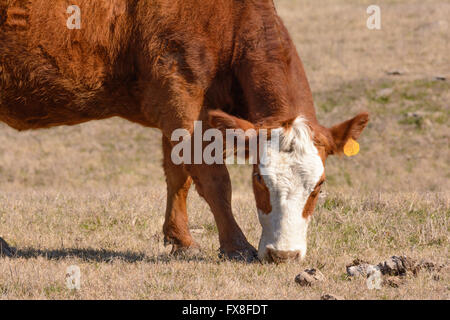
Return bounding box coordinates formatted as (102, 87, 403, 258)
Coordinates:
(232, 1, 318, 128)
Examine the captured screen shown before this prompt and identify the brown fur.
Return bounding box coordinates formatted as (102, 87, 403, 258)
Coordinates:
(0, 0, 368, 261)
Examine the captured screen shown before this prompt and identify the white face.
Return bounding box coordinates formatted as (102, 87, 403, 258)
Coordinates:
(257, 117, 324, 261)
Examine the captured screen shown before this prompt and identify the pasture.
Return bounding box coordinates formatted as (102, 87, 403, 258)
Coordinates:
(0, 0, 448, 299)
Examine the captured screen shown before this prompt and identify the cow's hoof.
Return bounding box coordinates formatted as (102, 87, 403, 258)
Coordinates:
(0, 237, 15, 257)
(219, 246, 259, 263)
(164, 235, 200, 257)
(171, 242, 201, 257)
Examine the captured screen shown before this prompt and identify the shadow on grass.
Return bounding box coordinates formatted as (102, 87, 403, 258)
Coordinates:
(11, 247, 207, 264)
(2, 237, 260, 264)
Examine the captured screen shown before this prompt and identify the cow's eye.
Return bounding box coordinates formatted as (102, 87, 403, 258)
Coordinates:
(254, 172, 262, 183)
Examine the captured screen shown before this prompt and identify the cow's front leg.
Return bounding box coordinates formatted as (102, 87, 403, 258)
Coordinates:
(162, 136, 199, 255)
(0, 237, 14, 257)
(187, 163, 257, 262)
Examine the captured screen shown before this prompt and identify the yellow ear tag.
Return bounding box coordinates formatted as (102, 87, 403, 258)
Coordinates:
(343, 138, 360, 157)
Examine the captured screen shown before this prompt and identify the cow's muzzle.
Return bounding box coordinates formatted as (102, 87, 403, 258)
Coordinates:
(266, 247, 301, 263)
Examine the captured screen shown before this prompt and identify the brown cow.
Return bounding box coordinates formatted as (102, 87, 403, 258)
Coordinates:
(0, 0, 368, 262)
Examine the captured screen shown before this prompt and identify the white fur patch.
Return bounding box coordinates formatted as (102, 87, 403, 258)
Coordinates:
(257, 117, 324, 261)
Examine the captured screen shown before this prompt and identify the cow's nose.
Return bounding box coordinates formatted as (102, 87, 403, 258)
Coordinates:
(266, 247, 301, 263)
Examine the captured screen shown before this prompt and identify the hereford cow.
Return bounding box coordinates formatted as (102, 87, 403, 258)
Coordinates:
(0, 0, 369, 262)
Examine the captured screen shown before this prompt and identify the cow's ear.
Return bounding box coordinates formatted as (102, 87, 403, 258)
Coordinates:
(329, 112, 369, 155)
(208, 110, 255, 133)
(208, 110, 258, 159)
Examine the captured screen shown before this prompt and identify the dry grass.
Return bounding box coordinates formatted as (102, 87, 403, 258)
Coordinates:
(0, 0, 449, 300)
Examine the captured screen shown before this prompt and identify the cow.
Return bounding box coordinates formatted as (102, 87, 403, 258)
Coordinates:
(0, 0, 369, 262)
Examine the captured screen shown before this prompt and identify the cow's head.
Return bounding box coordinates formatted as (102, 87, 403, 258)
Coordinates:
(209, 110, 369, 262)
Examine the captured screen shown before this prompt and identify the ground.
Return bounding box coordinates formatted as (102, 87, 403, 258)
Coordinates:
(0, 0, 449, 299)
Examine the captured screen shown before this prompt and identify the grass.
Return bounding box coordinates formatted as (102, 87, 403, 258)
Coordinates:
(0, 0, 449, 299)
